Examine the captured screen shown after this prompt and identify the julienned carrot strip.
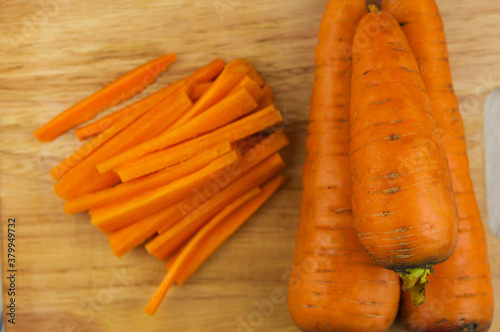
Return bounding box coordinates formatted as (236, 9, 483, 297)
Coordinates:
(63, 142, 232, 214)
(145, 153, 285, 260)
(190, 82, 213, 101)
(114, 106, 283, 180)
(255, 84, 274, 111)
(34, 53, 177, 142)
(228, 75, 263, 101)
(170, 176, 287, 286)
(184, 58, 225, 84)
(170, 59, 251, 129)
(382, 0, 494, 329)
(74, 80, 187, 141)
(144, 187, 261, 316)
(350, 6, 458, 304)
(97, 88, 258, 175)
(54, 91, 192, 200)
(91, 150, 240, 233)
(50, 80, 188, 181)
(246, 64, 265, 88)
(106, 131, 289, 257)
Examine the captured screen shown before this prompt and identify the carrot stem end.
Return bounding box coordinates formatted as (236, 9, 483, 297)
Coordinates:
(398, 267, 432, 306)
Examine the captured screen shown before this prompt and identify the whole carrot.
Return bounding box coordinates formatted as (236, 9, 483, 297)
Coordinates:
(288, 1, 400, 331)
(383, 0, 494, 330)
(349, 5, 458, 305)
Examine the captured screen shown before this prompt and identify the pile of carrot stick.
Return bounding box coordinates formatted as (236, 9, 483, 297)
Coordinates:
(35, 54, 288, 315)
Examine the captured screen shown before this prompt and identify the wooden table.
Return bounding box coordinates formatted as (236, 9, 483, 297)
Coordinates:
(1, 0, 499, 331)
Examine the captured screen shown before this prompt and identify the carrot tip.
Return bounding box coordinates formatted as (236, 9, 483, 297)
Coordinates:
(368, 4, 379, 13)
(398, 267, 432, 306)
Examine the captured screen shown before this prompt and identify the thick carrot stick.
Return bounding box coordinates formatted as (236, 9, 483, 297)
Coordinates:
(228, 75, 263, 101)
(382, 0, 494, 329)
(50, 80, 188, 181)
(74, 80, 187, 141)
(349, 5, 458, 305)
(145, 153, 285, 260)
(184, 58, 225, 84)
(171, 176, 287, 286)
(170, 60, 251, 129)
(90, 150, 239, 233)
(113, 106, 283, 180)
(34, 53, 176, 142)
(106, 131, 289, 257)
(190, 82, 213, 101)
(144, 187, 261, 315)
(54, 91, 192, 200)
(63, 142, 232, 214)
(97, 88, 258, 175)
(289, 2, 400, 331)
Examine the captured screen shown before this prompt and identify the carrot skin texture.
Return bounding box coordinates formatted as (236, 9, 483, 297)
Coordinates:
(34, 53, 176, 142)
(350, 9, 458, 273)
(382, 0, 494, 330)
(289, 1, 400, 331)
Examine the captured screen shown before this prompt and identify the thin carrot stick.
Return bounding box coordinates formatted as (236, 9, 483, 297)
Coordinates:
(106, 131, 288, 257)
(184, 58, 225, 84)
(97, 88, 258, 175)
(114, 106, 283, 180)
(170, 59, 251, 129)
(171, 176, 287, 286)
(63, 142, 232, 214)
(255, 84, 274, 111)
(54, 91, 192, 200)
(90, 150, 240, 233)
(144, 187, 261, 316)
(145, 153, 285, 260)
(190, 82, 213, 101)
(50, 80, 188, 181)
(228, 75, 263, 101)
(74, 80, 187, 141)
(34, 53, 177, 142)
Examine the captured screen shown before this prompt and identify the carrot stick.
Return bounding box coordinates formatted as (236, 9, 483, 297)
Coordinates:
(34, 53, 177, 142)
(383, 0, 494, 328)
(184, 58, 225, 84)
(349, 5, 458, 305)
(90, 150, 240, 233)
(54, 91, 192, 200)
(145, 153, 285, 260)
(144, 187, 261, 316)
(289, 2, 400, 331)
(255, 84, 274, 111)
(170, 59, 251, 129)
(106, 131, 288, 257)
(50, 80, 188, 181)
(63, 142, 232, 214)
(172, 176, 287, 286)
(190, 82, 213, 101)
(114, 106, 283, 180)
(228, 75, 263, 101)
(97, 88, 258, 175)
(74, 80, 187, 141)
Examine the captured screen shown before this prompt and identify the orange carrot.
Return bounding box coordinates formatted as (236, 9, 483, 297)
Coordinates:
(106, 131, 288, 257)
(113, 106, 283, 180)
(190, 82, 213, 101)
(97, 88, 258, 175)
(288, 2, 401, 331)
(383, 0, 494, 329)
(170, 59, 251, 129)
(50, 80, 189, 181)
(145, 153, 285, 260)
(255, 84, 274, 111)
(144, 187, 261, 315)
(184, 58, 225, 84)
(349, 5, 458, 304)
(228, 75, 263, 101)
(54, 90, 192, 200)
(169, 176, 287, 286)
(90, 151, 239, 233)
(34, 53, 176, 142)
(74, 80, 187, 141)
(63, 142, 232, 214)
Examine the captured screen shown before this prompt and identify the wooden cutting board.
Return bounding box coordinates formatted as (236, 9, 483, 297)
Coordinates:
(1, 0, 499, 331)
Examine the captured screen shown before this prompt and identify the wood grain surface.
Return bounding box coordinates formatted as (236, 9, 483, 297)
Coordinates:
(0, 0, 499, 331)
